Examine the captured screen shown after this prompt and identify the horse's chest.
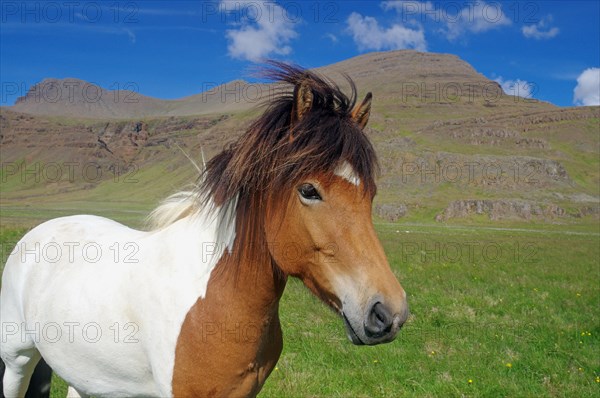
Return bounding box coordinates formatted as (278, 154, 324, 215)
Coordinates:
(171, 308, 283, 397)
(173, 360, 275, 398)
(226, 361, 273, 397)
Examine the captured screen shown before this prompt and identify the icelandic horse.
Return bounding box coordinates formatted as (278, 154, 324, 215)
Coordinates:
(1, 63, 409, 397)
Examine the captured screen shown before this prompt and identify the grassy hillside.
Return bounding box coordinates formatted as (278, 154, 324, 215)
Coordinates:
(1, 104, 598, 228)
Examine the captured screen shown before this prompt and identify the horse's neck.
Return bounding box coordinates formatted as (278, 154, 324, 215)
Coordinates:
(215, 254, 286, 315)
(172, 249, 287, 396)
(166, 208, 285, 311)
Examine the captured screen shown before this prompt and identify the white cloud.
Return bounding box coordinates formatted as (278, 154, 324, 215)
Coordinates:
(220, 1, 298, 62)
(380, 1, 511, 41)
(346, 12, 427, 52)
(522, 15, 559, 39)
(495, 77, 533, 98)
(325, 33, 338, 43)
(573, 68, 600, 106)
(124, 28, 136, 44)
(444, 1, 511, 40)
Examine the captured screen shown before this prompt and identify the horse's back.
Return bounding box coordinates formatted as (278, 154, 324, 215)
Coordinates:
(1, 214, 143, 313)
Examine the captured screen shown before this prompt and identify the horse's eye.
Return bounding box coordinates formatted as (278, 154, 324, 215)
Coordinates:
(298, 183, 322, 201)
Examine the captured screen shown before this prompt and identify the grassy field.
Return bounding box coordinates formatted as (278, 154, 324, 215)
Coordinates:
(264, 224, 599, 397)
(1, 218, 598, 397)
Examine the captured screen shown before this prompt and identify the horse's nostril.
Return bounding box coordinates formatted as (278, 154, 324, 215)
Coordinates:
(365, 302, 393, 338)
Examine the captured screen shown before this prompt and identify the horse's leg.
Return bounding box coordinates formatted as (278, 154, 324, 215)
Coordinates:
(67, 385, 89, 398)
(25, 358, 52, 398)
(2, 348, 41, 398)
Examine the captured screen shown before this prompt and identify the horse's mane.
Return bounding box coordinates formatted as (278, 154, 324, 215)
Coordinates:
(147, 61, 379, 268)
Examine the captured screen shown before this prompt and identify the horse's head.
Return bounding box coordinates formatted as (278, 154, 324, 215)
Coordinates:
(202, 63, 408, 345)
(261, 70, 408, 346)
(266, 168, 409, 345)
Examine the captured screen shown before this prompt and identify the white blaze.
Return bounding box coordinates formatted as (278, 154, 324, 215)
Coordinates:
(334, 161, 361, 186)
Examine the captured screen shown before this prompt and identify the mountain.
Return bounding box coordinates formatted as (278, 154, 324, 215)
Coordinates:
(10, 78, 262, 119)
(10, 50, 552, 120)
(1, 50, 598, 227)
(12, 78, 170, 119)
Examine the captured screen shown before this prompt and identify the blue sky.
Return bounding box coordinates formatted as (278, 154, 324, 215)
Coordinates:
(1, 0, 599, 107)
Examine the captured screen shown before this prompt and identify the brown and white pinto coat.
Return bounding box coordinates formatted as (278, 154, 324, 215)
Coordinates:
(0, 63, 408, 398)
(173, 64, 408, 396)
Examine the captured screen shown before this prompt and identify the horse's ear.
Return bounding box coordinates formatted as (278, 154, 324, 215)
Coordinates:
(351, 92, 372, 130)
(291, 80, 313, 126)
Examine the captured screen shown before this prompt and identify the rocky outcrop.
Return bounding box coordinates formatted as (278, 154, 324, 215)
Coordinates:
(0, 109, 231, 183)
(436, 200, 599, 221)
(375, 204, 408, 221)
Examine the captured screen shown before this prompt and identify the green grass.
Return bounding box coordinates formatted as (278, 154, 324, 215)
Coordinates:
(261, 225, 600, 397)
(1, 220, 598, 397)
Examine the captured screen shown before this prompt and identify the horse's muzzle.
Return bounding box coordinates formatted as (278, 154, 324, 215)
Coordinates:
(365, 302, 394, 338)
(365, 301, 408, 343)
(342, 293, 409, 346)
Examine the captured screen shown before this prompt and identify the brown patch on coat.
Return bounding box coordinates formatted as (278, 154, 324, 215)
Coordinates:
(172, 255, 286, 397)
